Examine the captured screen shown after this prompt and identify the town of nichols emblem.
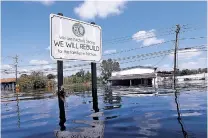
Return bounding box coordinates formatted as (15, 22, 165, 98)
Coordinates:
(72, 23, 85, 37)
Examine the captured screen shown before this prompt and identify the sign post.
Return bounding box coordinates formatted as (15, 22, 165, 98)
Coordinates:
(50, 13, 102, 130)
(90, 22, 99, 112)
(56, 13, 66, 131)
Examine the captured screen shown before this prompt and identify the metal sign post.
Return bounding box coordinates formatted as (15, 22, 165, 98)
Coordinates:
(50, 13, 102, 130)
(57, 13, 66, 131)
(90, 22, 99, 112)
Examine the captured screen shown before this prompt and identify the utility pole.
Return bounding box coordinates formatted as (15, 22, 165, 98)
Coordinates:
(13, 55, 18, 87)
(173, 24, 180, 89)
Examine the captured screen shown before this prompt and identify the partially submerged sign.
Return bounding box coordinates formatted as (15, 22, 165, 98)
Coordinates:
(50, 14, 102, 61)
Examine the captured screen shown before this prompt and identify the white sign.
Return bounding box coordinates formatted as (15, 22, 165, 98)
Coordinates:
(50, 13, 102, 61)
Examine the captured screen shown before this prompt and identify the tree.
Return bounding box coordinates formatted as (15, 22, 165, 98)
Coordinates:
(181, 69, 188, 76)
(84, 71, 91, 82)
(202, 68, 207, 73)
(47, 74, 55, 79)
(198, 68, 202, 73)
(100, 58, 120, 83)
(18, 71, 47, 89)
(76, 69, 85, 77)
(20, 74, 28, 78)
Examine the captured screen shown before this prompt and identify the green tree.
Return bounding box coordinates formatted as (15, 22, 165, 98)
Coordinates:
(198, 68, 202, 73)
(18, 71, 47, 90)
(181, 69, 188, 76)
(47, 74, 55, 79)
(84, 71, 91, 82)
(100, 58, 120, 83)
(202, 68, 207, 73)
(76, 69, 85, 77)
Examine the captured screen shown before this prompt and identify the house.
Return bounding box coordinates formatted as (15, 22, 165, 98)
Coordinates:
(108, 66, 158, 87)
(1, 78, 16, 90)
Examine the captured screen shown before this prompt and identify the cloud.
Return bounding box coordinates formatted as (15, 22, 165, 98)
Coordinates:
(179, 57, 207, 69)
(1, 73, 15, 79)
(43, 65, 52, 69)
(1, 64, 12, 70)
(132, 29, 164, 46)
(144, 64, 152, 67)
(169, 49, 202, 60)
(157, 64, 173, 71)
(104, 49, 117, 54)
(19, 68, 28, 72)
(29, 60, 49, 65)
(39, 0, 54, 6)
(74, 1, 127, 20)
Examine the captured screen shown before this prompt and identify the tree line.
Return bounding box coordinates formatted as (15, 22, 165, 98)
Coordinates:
(177, 68, 207, 76)
(158, 68, 207, 76)
(18, 58, 206, 90)
(17, 58, 120, 90)
(18, 71, 56, 90)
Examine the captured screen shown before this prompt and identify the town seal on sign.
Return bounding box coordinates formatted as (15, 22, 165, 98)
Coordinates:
(72, 23, 85, 37)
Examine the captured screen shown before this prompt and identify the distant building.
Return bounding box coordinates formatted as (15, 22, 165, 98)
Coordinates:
(177, 73, 207, 82)
(1, 78, 16, 90)
(108, 66, 158, 87)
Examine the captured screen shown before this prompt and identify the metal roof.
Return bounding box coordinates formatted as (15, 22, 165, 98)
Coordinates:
(119, 65, 157, 71)
(108, 73, 156, 81)
(0, 78, 16, 83)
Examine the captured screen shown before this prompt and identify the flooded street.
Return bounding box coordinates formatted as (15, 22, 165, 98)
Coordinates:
(1, 86, 207, 138)
(1, 1, 207, 138)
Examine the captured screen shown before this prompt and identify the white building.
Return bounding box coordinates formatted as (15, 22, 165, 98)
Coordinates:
(177, 73, 207, 82)
(108, 66, 158, 87)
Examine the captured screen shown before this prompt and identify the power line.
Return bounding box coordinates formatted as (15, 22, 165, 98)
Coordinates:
(3, 47, 207, 74)
(2, 46, 206, 75)
(7, 36, 206, 69)
(103, 25, 177, 43)
(103, 26, 205, 45)
(153, 54, 168, 67)
(102, 23, 199, 44)
(103, 36, 207, 56)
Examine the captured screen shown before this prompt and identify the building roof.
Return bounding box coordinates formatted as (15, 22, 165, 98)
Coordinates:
(119, 65, 157, 71)
(0, 78, 16, 83)
(108, 73, 156, 81)
(157, 72, 173, 77)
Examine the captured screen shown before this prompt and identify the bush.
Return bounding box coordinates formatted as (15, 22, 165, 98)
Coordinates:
(184, 78, 191, 81)
(18, 72, 47, 90)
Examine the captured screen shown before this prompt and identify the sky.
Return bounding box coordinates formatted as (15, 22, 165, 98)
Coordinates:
(1, 1, 207, 78)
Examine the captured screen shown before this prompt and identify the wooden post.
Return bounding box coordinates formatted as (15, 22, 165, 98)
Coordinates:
(57, 12, 66, 131)
(173, 24, 180, 89)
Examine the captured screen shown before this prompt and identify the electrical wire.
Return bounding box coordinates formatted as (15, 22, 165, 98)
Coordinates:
(2, 47, 206, 75)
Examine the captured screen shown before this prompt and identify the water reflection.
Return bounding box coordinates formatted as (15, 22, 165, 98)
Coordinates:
(137, 113, 161, 137)
(2, 84, 206, 138)
(16, 93, 21, 128)
(103, 87, 122, 110)
(58, 87, 66, 131)
(55, 89, 105, 138)
(174, 90, 188, 138)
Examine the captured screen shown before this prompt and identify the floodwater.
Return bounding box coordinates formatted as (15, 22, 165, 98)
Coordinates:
(1, 85, 207, 138)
